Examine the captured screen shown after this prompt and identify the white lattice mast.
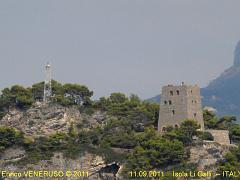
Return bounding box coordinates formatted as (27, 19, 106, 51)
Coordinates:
(43, 62, 52, 103)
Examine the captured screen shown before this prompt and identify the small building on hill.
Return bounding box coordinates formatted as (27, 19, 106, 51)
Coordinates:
(158, 83, 204, 132)
(158, 82, 231, 145)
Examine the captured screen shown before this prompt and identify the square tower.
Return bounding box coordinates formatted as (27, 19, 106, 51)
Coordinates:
(158, 83, 204, 133)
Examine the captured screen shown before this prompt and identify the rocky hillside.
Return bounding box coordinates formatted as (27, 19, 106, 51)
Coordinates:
(0, 83, 239, 180)
(0, 147, 121, 180)
(0, 140, 234, 180)
(0, 89, 160, 180)
(0, 103, 122, 180)
(0, 102, 109, 137)
(0, 103, 82, 136)
(189, 141, 236, 172)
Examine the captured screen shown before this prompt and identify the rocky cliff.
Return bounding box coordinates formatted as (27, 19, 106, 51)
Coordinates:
(0, 102, 236, 180)
(0, 102, 109, 137)
(189, 141, 236, 173)
(0, 103, 82, 137)
(0, 147, 121, 180)
(0, 103, 122, 180)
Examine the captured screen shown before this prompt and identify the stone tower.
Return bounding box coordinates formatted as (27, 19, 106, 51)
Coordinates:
(158, 83, 204, 133)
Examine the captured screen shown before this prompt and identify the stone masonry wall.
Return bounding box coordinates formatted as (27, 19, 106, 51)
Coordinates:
(205, 130, 230, 145)
(158, 83, 204, 132)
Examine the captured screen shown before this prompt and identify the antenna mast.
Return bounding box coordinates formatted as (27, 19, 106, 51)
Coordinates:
(43, 62, 52, 103)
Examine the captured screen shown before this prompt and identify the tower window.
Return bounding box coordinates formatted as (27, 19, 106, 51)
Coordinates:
(190, 90, 193, 94)
(172, 110, 175, 115)
(170, 91, 173, 96)
(164, 101, 167, 105)
(169, 100, 172, 105)
(176, 90, 180, 95)
(192, 100, 194, 104)
(194, 113, 197, 118)
(195, 100, 197, 103)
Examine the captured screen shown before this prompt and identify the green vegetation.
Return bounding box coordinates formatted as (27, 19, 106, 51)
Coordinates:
(94, 92, 159, 130)
(0, 80, 93, 118)
(201, 131, 214, 141)
(203, 109, 240, 144)
(0, 83, 160, 169)
(1, 81, 240, 177)
(0, 83, 196, 175)
(0, 85, 34, 109)
(0, 126, 24, 154)
(53, 83, 93, 107)
(17, 127, 127, 166)
(125, 128, 186, 171)
(217, 145, 240, 179)
(203, 110, 237, 130)
(203, 110, 218, 129)
(229, 125, 240, 144)
(163, 120, 200, 146)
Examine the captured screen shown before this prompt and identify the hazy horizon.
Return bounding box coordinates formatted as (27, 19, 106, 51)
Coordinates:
(1, 0, 240, 99)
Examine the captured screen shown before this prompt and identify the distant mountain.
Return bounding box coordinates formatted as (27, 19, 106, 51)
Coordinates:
(146, 94, 161, 104)
(147, 41, 240, 117)
(201, 41, 240, 117)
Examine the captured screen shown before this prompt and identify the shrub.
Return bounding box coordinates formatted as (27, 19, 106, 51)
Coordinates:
(201, 132, 214, 141)
(0, 126, 24, 152)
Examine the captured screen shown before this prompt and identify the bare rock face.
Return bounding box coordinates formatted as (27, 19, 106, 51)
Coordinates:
(0, 103, 82, 136)
(189, 141, 236, 179)
(0, 104, 121, 179)
(83, 111, 107, 128)
(0, 148, 120, 180)
(0, 147, 26, 166)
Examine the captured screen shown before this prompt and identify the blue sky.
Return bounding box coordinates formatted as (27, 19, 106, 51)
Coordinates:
(0, 0, 240, 99)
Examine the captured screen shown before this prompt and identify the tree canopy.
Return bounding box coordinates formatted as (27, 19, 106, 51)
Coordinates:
(0, 80, 93, 112)
(203, 109, 240, 144)
(163, 120, 200, 146)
